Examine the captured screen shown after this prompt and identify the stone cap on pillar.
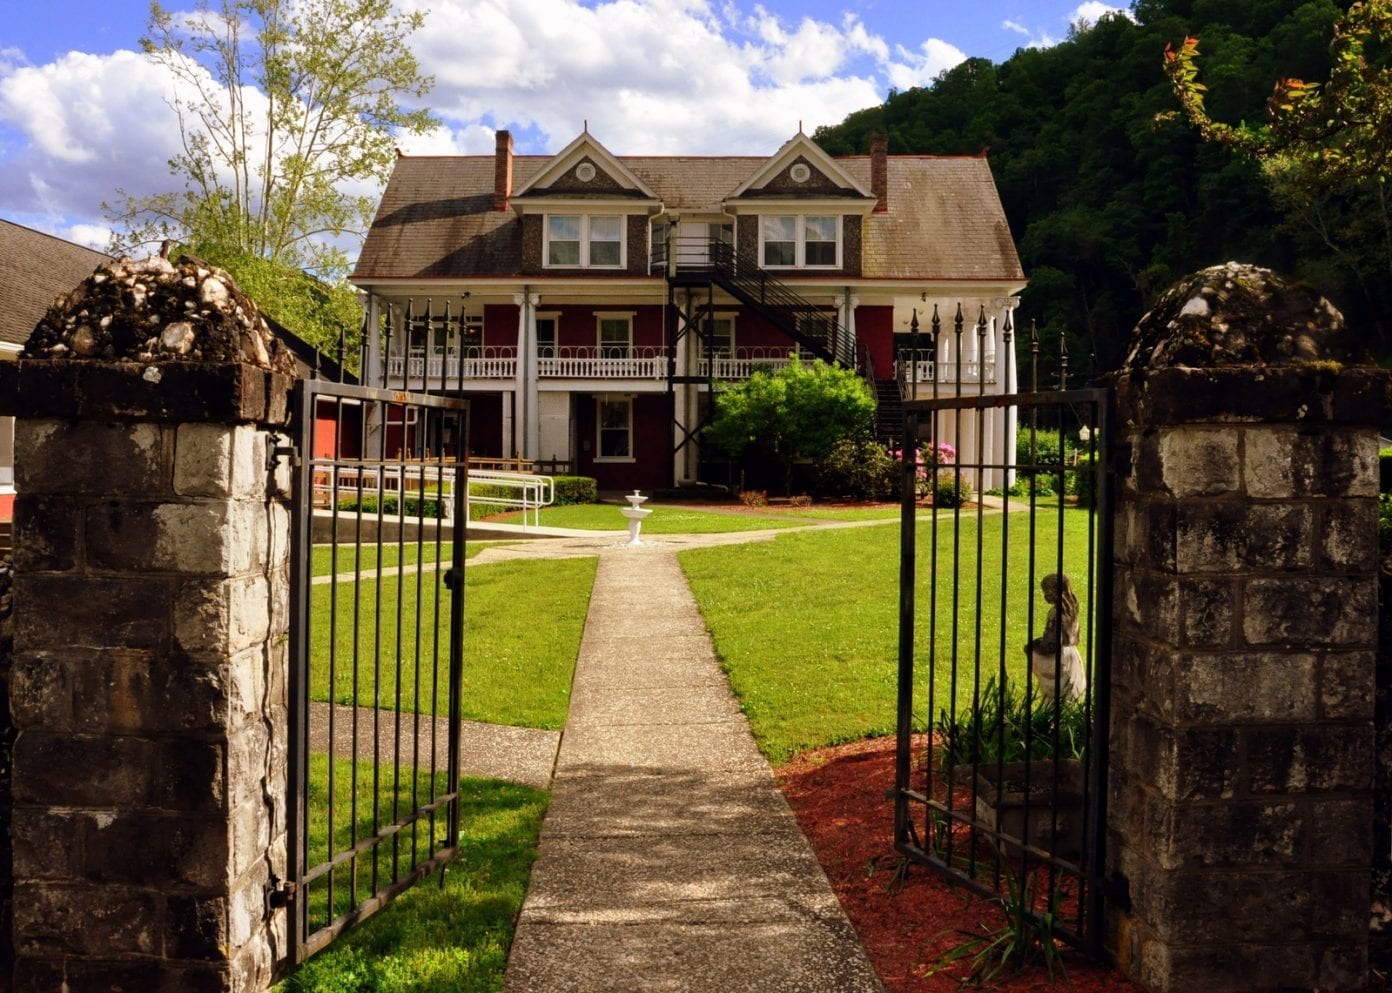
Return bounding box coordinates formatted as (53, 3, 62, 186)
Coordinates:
(0, 253, 297, 425)
(1105, 262, 1391, 425)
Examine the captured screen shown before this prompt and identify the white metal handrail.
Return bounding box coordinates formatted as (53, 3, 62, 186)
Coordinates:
(464, 470, 555, 530)
(387, 345, 518, 382)
(313, 462, 555, 531)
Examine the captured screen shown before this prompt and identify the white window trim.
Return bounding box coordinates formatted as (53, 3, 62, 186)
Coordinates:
(535, 311, 560, 354)
(757, 214, 841, 270)
(594, 396, 635, 463)
(544, 213, 627, 269)
(704, 312, 737, 353)
(595, 312, 635, 353)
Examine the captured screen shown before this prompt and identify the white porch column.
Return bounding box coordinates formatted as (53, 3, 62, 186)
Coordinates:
(513, 289, 540, 459)
(365, 293, 383, 387)
(841, 289, 859, 371)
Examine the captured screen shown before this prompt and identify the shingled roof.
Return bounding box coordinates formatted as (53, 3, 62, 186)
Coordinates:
(0, 219, 109, 347)
(352, 150, 1023, 284)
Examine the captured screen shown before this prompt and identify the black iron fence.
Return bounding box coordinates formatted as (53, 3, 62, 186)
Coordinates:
(286, 373, 469, 963)
(894, 318, 1113, 951)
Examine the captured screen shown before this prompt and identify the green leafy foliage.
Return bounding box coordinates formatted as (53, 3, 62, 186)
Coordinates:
(814, 437, 899, 500)
(107, 0, 436, 279)
(934, 675, 1090, 770)
(928, 867, 1070, 986)
(932, 471, 972, 507)
(551, 476, 599, 506)
(813, 1, 1392, 369)
(705, 357, 875, 493)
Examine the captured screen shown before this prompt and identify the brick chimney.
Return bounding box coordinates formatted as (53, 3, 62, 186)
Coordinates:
(870, 132, 888, 213)
(494, 129, 514, 211)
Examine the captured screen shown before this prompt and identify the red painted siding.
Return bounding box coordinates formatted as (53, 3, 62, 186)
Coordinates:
(574, 392, 670, 491)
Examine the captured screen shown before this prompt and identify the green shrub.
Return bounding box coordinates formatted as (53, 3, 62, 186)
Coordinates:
(1380, 446, 1392, 493)
(985, 477, 1056, 500)
(934, 675, 1089, 770)
(1066, 452, 1099, 508)
(552, 475, 598, 506)
(740, 489, 769, 508)
(338, 495, 443, 518)
(932, 470, 972, 508)
(1016, 426, 1072, 477)
(814, 437, 898, 500)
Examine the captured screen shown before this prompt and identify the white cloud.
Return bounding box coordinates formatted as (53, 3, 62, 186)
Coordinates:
(0, 0, 971, 251)
(1070, 2, 1131, 27)
(1002, 20, 1030, 36)
(886, 37, 968, 91)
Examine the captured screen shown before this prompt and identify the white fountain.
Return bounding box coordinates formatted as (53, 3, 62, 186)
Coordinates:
(620, 489, 652, 546)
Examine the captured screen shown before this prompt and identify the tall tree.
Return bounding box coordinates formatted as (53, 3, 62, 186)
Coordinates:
(814, 1, 1360, 374)
(1164, 1, 1392, 349)
(107, 0, 435, 279)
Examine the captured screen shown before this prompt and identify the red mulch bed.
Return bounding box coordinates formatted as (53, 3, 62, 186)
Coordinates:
(776, 736, 1143, 993)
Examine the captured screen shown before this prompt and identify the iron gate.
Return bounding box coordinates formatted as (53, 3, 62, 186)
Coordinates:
(285, 374, 469, 963)
(893, 331, 1113, 951)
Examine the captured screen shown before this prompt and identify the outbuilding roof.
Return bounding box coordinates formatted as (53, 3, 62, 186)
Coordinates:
(0, 219, 109, 347)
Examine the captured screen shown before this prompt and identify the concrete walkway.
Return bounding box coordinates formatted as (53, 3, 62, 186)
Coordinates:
(502, 546, 886, 993)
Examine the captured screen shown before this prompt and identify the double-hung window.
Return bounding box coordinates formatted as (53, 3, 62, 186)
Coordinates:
(596, 397, 633, 460)
(547, 214, 625, 268)
(759, 214, 840, 269)
(597, 315, 632, 359)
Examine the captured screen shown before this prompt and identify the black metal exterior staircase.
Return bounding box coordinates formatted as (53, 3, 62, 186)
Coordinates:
(657, 237, 857, 368)
(872, 377, 904, 444)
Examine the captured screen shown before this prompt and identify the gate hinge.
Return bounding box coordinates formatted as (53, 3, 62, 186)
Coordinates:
(443, 568, 461, 591)
(266, 876, 297, 909)
(270, 443, 301, 470)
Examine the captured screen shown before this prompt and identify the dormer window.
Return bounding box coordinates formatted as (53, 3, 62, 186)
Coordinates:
(546, 214, 625, 268)
(760, 214, 840, 269)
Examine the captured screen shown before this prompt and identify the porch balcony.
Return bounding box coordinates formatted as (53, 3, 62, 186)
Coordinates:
(895, 348, 998, 388)
(388, 345, 518, 382)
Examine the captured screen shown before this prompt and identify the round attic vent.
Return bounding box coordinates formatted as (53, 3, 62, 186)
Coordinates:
(790, 163, 811, 183)
(576, 162, 597, 182)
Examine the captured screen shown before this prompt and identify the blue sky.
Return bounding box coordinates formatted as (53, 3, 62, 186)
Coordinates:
(0, 0, 1126, 250)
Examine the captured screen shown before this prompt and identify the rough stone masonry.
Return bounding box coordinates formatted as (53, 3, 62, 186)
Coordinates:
(1, 254, 296, 992)
(1104, 262, 1391, 993)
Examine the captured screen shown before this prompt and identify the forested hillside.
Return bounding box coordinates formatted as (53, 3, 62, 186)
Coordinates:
(814, 0, 1382, 376)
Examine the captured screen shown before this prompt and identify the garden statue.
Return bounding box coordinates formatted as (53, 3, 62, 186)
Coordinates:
(1025, 572, 1087, 704)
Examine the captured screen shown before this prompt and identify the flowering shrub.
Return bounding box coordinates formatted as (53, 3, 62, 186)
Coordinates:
(929, 442, 956, 465)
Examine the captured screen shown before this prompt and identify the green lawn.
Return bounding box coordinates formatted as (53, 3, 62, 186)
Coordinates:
(278, 757, 546, 993)
(309, 556, 596, 729)
(483, 502, 809, 533)
(680, 507, 1099, 764)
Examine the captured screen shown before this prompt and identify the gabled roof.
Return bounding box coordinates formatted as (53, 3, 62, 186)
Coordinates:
(728, 131, 873, 200)
(513, 131, 658, 201)
(353, 146, 1024, 284)
(0, 219, 109, 347)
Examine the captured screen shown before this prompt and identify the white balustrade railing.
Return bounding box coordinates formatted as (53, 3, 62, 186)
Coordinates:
(538, 346, 668, 380)
(385, 345, 670, 382)
(694, 347, 797, 380)
(896, 356, 998, 387)
(387, 346, 517, 382)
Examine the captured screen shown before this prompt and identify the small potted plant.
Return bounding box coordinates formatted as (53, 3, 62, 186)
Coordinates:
(934, 676, 1090, 859)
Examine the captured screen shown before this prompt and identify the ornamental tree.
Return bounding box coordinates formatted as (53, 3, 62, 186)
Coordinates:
(705, 357, 876, 494)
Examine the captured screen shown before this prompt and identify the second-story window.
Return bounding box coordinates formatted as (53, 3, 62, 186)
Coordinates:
(547, 214, 625, 268)
(597, 314, 632, 358)
(759, 214, 840, 269)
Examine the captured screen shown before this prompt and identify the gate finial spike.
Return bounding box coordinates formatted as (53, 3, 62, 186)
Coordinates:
(976, 304, 988, 338)
(931, 303, 941, 340)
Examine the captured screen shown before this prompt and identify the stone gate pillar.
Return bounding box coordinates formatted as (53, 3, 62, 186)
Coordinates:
(1104, 263, 1391, 992)
(0, 256, 297, 992)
